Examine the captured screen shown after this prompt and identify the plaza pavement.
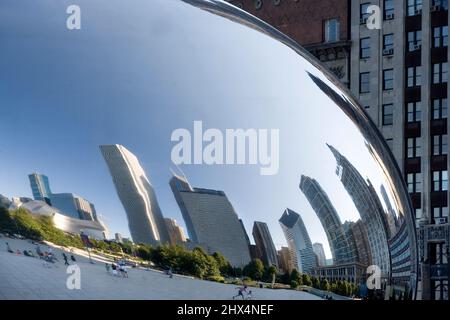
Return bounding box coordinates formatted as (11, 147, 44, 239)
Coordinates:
(0, 237, 321, 300)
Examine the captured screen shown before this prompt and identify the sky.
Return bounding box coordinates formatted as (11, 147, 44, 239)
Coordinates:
(0, 0, 399, 260)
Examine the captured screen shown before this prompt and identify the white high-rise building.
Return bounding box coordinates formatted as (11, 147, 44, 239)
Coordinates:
(279, 208, 317, 274)
(100, 144, 170, 246)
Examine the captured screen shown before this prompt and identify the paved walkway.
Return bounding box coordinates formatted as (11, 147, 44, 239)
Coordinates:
(0, 237, 321, 300)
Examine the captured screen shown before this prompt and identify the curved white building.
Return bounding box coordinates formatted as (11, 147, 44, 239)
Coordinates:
(100, 144, 170, 245)
(11, 199, 107, 240)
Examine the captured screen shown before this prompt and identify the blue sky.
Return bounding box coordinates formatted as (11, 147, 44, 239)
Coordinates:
(0, 0, 398, 259)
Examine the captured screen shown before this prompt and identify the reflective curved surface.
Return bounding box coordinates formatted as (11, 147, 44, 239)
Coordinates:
(0, 0, 417, 299)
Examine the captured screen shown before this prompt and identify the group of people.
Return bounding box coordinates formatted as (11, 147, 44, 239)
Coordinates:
(61, 252, 77, 266)
(105, 262, 129, 278)
(5, 241, 77, 266)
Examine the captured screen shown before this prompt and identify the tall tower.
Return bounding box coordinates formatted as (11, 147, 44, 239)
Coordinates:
(100, 144, 170, 245)
(279, 208, 317, 274)
(252, 221, 279, 269)
(300, 175, 357, 265)
(327, 144, 391, 275)
(169, 173, 251, 267)
(28, 173, 52, 205)
(313, 243, 327, 267)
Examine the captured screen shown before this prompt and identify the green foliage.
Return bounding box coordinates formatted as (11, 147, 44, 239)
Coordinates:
(290, 280, 299, 289)
(320, 278, 330, 291)
(311, 276, 320, 289)
(0, 208, 83, 248)
(290, 269, 301, 286)
(243, 259, 265, 281)
(301, 273, 312, 287)
(212, 252, 233, 276)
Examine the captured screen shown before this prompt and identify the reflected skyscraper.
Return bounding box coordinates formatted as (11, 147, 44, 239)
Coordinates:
(28, 173, 52, 205)
(252, 221, 279, 268)
(300, 175, 356, 265)
(100, 144, 170, 246)
(164, 218, 187, 246)
(279, 208, 316, 274)
(313, 243, 327, 267)
(169, 174, 251, 267)
(328, 144, 390, 274)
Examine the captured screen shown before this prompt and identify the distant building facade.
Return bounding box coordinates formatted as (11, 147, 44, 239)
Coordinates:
(28, 173, 52, 205)
(278, 246, 295, 274)
(165, 218, 187, 245)
(252, 221, 279, 268)
(300, 175, 357, 265)
(279, 208, 316, 274)
(313, 243, 327, 267)
(170, 174, 251, 267)
(100, 144, 170, 246)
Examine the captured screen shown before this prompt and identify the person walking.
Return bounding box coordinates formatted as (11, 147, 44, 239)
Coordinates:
(62, 252, 69, 266)
(232, 286, 249, 300)
(5, 242, 13, 253)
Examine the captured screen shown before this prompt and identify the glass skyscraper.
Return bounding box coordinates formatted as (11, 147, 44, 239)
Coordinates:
(279, 208, 317, 274)
(28, 173, 52, 205)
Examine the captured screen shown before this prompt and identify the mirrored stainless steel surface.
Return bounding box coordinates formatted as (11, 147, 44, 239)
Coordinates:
(0, 0, 417, 299)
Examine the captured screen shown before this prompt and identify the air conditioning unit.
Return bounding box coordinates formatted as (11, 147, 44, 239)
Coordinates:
(415, 8, 423, 15)
(383, 48, 394, 56)
(430, 5, 441, 12)
(360, 17, 368, 25)
(385, 13, 395, 20)
(436, 217, 448, 225)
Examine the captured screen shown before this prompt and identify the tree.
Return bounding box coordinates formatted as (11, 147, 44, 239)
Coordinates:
(243, 259, 265, 280)
(212, 252, 233, 275)
(290, 269, 301, 286)
(320, 278, 330, 291)
(302, 274, 312, 287)
(268, 266, 277, 280)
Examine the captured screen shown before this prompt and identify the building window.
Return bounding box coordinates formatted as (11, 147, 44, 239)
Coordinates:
(433, 26, 448, 48)
(360, 3, 371, 23)
(407, 101, 421, 122)
(407, 137, 422, 158)
(433, 62, 448, 84)
(324, 19, 340, 43)
(360, 72, 370, 93)
(360, 37, 371, 59)
(432, 0, 449, 10)
(433, 207, 449, 220)
(382, 104, 394, 125)
(407, 30, 422, 52)
(433, 98, 448, 119)
(384, 0, 395, 19)
(407, 0, 423, 16)
(407, 172, 422, 193)
(407, 66, 421, 87)
(383, 33, 394, 52)
(383, 69, 394, 90)
(433, 170, 448, 191)
(433, 134, 448, 155)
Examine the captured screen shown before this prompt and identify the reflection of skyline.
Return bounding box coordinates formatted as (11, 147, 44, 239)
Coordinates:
(328, 144, 390, 274)
(300, 175, 356, 265)
(279, 208, 316, 274)
(100, 144, 170, 246)
(169, 171, 251, 267)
